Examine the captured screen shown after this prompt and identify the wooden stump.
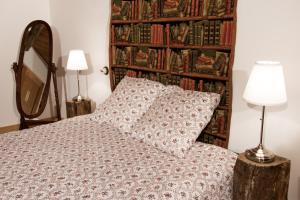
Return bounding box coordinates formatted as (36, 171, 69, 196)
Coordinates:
(233, 153, 290, 200)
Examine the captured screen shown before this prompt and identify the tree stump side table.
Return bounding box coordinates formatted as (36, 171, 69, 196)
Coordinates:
(233, 153, 290, 200)
(66, 99, 92, 118)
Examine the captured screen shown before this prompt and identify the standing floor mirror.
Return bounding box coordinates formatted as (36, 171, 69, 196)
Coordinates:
(12, 20, 61, 130)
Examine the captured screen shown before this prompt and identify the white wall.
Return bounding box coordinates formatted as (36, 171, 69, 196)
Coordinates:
(230, 0, 300, 199)
(0, 0, 51, 126)
(49, 0, 111, 118)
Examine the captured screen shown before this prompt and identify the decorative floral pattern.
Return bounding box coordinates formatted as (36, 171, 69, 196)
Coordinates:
(0, 115, 236, 200)
(130, 90, 220, 158)
(90, 76, 165, 133)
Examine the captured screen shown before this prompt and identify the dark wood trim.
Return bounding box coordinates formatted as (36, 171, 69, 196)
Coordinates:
(112, 42, 231, 51)
(112, 15, 234, 24)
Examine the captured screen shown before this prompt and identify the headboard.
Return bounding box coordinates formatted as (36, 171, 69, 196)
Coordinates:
(109, 0, 237, 148)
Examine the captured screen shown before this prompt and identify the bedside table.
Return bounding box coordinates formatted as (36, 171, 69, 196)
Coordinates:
(66, 99, 92, 118)
(233, 152, 290, 200)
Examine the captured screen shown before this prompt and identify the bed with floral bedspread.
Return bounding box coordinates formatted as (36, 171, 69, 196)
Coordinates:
(0, 115, 236, 200)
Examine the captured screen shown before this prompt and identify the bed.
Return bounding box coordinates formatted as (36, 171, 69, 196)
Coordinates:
(0, 77, 237, 200)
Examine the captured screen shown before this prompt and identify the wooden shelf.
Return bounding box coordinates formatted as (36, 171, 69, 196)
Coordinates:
(112, 42, 231, 51)
(112, 15, 234, 25)
(171, 71, 228, 81)
(112, 42, 167, 48)
(169, 44, 231, 51)
(112, 65, 228, 81)
(112, 65, 166, 74)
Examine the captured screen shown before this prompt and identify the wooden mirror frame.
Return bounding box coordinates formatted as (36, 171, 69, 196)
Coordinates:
(12, 20, 61, 129)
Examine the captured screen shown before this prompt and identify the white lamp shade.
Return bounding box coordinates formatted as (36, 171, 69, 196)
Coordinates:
(66, 50, 88, 70)
(243, 61, 287, 106)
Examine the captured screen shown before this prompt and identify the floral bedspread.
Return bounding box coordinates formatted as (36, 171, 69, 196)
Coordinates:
(0, 115, 237, 200)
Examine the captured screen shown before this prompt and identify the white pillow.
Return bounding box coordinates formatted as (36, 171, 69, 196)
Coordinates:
(90, 76, 166, 133)
(130, 89, 220, 158)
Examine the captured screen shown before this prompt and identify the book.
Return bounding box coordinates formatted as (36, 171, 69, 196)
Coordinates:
(205, 110, 226, 135)
(208, 20, 215, 45)
(114, 25, 131, 42)
(112, 0, 132, 20)
(202, 20, 210, 45)
(126, 70, 137, 77)
(163, 0, 180, 17)
(192, 50, 229, 76)
(114, 47, 132, 66)
(134, 47, 148, 67)
(215, 0, 226, 16)
(214, 20, 221, 45)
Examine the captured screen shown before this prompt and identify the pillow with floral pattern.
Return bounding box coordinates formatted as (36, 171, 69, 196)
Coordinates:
(130, 89, 220, 158)
(90, 76, 166, 133)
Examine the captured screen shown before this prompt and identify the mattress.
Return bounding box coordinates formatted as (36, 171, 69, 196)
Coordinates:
(0, 115, 237, 200)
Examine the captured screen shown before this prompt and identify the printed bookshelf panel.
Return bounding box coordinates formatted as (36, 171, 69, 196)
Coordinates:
(110, 0, 237, 149)
(112, 46, 231, 78)
(112, 20, 234, 47)
(111, 0, 235, 21)
(197, 133, 227, 148)
(112, 24, 167, 45)
(168, 49, 230, 77)
(171, 20, 234, 46)
(203, 109, 227, 136)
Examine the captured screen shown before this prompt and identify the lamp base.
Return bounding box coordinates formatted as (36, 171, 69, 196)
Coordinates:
(245, 144, 275, 163)
(72, 95, 84, 102)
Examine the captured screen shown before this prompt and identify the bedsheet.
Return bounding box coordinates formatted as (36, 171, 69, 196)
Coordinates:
(0, 115, 237, 200)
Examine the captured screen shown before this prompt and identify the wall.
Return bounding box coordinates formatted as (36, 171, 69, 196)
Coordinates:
(230, 0, 300, 199)
(49, 0, 111, 118)
(0, 0, 51, 126)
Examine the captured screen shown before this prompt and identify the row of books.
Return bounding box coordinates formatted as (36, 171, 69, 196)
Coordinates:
(169, 49, 229, 76)
(112, 20, 234, 46)
(112, 46, 230, 77)
(205, 110, 227, 135)
(199, 133, 226, 148)
(112, 24, 166, 44)
(114, 69, 171, 86)
(188, 20, 234, 46)
(199, 80, 227, 105)
(111, 0, 235, 20)
(113, 68, 128, 85)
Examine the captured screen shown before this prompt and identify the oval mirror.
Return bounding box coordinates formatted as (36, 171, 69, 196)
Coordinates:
(13, 20, 61, 128)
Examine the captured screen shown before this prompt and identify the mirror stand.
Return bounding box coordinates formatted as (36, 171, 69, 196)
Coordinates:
(13, 20, 61, 130)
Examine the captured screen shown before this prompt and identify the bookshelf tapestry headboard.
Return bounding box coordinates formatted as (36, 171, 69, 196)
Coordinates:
(109, 0, 237, 148)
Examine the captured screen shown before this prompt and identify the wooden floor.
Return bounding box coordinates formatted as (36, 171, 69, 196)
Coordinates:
(0, 124, 19, 134)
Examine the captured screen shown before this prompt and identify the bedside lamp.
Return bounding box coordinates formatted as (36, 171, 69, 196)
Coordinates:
(67, 50, 88, 101)
(243, 61, 287, 163)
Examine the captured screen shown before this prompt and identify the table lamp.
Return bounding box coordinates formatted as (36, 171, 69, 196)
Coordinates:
(67, 50, 88, 101)
(243, 61, 287, 163)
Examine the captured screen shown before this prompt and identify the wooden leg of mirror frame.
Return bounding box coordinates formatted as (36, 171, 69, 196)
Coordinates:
(52, 68, 61, 120)
(19, 117, 28, 130)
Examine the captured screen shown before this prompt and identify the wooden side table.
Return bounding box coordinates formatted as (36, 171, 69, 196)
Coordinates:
(233, 153, 290, 200)
(66, 99, 92, 118)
